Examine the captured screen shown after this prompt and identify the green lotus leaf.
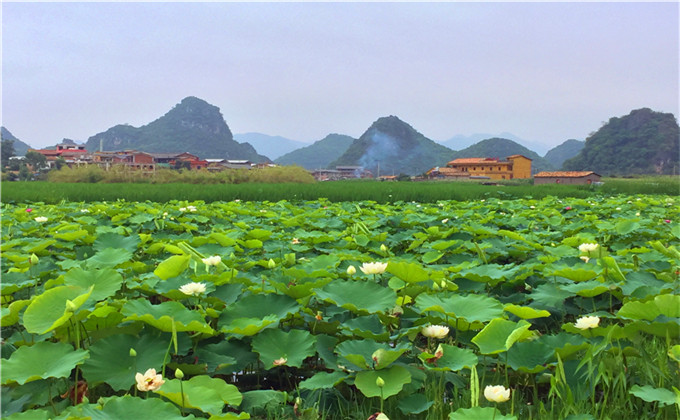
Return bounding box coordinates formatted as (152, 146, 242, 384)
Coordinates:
(219, 293, 300, 326)
(536, 333, 588, 360)
(80, 332, 168, 391)
(208, 413, 251, 420)
(22, 285, 94, 334)
(219, 316, 279, 336)
(560, 280, 610, 297)
(471, 318, 532, 354)
(668, 345, 680, 363)
(551, 266, 599, 282)
(251, 329, 316, 368)
(618, 294, 680, 320)
(239, 390, 287, 415)
(506, 341, 553, 373)
(4, 409, 52, 420)
(314, 280, 397, 314)
(121, 299, 214, 334)
(419, 344, 478, 371)
(615, 220, 640, 235)
(387, 261, 430, 283)
(456, 264, 523, 286)
(504, 304, 551, 319)
(398, 393, 434, 414)
(53, 229, 89, 242)
(84, 395, 189, 419)
(629, 385, 677, 407)
(94, 232, 141, 253)
(336, 339, 409, 371)
(600, 257, 627, 282)
(449, 407, 517, 420)
(415, 294, 504, 323)
(1, 299, 30, 327)
(242, 239, 263, 249)
(2, 341, 89, 385)
(86, 247, 133, 269)
(63, 267, 124, 303)
(154, 254, 191, 280)
(197, 339, 258, 374)
(341, 315, 389, 340)
(1, 271, 39, 295)
(354, 365, 411, 399)
(270, 275, 333, 299)
(156, 376, 242, 414)
(298, 371, 348, 390)
(530, 283, 573, 309)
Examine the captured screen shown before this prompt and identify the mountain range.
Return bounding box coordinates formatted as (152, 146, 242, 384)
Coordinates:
(3, 97, 677, 176)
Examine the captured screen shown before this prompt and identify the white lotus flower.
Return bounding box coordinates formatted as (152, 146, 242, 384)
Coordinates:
(574, 315, 600, 330)
(421, 325, 449, 339)
(360, 262, 388, 275)
(135, 368, 165, 391)
(179, 282, 206, 296)
(201, 255, 221, 266)
(484, 385, 510, 402)
(346, 265, 356, 275)
(578, 243, 598, 253)
(34, 216, 48, 223)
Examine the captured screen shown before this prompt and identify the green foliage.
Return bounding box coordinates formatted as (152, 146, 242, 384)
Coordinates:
(563, 108, 680, 175)
(544, 139, 585, 168)
(275, 134, 355, 169)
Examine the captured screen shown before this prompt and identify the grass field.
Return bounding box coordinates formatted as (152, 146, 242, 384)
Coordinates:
(2, 177, 678, 204)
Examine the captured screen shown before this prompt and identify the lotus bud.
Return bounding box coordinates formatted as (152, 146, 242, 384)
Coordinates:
(29, 253, 39, 265)
(432, 282, 440, 291)
(440, 280, 446, 288)
(268, 259, 276, 269)
(129, 348, 137, 357)
(65, 299, 78, 313)
(380, 244, 388, 253)
(346, 265, 356, 275)
(376, 376, 385, 388)
(175, 368, 184, 379)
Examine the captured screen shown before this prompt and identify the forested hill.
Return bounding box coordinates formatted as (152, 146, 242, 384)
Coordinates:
(452, 138, 554, 173)
(543, 139, 585, 169)
(274, 134, 355, 170)
(562, 108, 679, 175)
(328, 116, 456, 175)
(1, 127, 32, 156)
(84, 97, 269, 162)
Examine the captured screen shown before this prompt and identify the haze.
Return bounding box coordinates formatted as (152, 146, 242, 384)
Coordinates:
(2, 2, 678, 152)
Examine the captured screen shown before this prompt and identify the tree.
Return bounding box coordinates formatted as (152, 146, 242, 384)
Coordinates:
(55, 157, 67, 170)
(1, 139, 15, 168)
(24, 151, 47, 170)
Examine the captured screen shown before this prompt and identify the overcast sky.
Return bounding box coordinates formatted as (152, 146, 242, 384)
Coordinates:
(2, 1, 678, 152)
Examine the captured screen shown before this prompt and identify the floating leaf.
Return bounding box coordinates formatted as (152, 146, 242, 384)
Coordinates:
(504, 304, 551, 319)
(449, 407, 517, 420)
(155, 376, 242, 414)
(22, 285, 93, 334)
(251, 329, 316, 368)
(314, 280, 397, 314)
(2, 341, 89, 385)
(122, 299, 214, 334)
(87, 247, 133, 269)
(299, 371, 348, 390)
(629, 385, 677, 407)
(63, 267, 124, 303)
(416, 293, 504, 323)
(471, 318, 532, 354)
(387, 261, 430, 283)
(354, 365, 411, 398)
(154, 254, 191, 280)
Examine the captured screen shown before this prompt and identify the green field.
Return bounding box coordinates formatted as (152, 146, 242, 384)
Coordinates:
(1, 193, 678, 419)
(1, 177, 678, 204)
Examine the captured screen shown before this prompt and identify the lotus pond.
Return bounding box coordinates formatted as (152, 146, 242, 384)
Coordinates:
(1, 195, 679, 419)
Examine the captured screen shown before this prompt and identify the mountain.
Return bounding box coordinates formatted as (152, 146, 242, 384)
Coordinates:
(233, 133, 307, 160)
(543, 139, 585, 169)
(1, 127, 32, 156)
(274, 134, 355, 170)
(452, 138, 555, 173)
(562, 108, 679, 175)
(84, 97, 269, 161)
(328, 116, 456, 176)
(441, 132, 525, 151)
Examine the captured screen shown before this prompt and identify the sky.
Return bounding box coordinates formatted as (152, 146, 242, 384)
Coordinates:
(2, 1, 678, 154)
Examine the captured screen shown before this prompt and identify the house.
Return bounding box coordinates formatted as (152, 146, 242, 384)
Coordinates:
(427, 155, 532, 180)
(29, 142, 91, 168)
(533, 171, 602, 185)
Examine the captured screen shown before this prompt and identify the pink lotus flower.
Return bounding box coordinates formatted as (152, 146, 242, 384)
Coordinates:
(565, 206, 572, 210)
(26, 208, 32, 213)
(664, 219, 671, 223)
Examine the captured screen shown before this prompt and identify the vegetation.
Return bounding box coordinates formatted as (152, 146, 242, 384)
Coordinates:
(83, 97, 268, 161)
(1, 195, 678, 419)
(275, 134, 355, 170)
(2, 177, 678, 204)
(328, 116, 457, 176)
(543, 139, 585, 169)
(1, 126, 31, 156)
(563, 108, 679, 176)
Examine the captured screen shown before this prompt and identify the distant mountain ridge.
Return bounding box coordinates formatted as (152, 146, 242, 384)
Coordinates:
(275, 134, 355, 170)
(544, 139, 585, 168)
(84, 97, 269, 162)
(1, 127, 32, 156)
(451, 138, 555, 173)
(329, 116, 456, 176)
(563, 108, 679, 175)
(233, 133, 307, 160)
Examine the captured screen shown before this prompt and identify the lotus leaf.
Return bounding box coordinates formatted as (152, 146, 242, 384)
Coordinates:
(155, 376, 242, 414)
(251, 329, 316, 368)
(2, 341, 89, 385)
(449, 407, 517, 420)
(121, 299, 214, 334)
(314, 280, 397, 314)
(471, 318, 532, 354)
(22, 285, 94, 334)
(354, 365, 411, 398)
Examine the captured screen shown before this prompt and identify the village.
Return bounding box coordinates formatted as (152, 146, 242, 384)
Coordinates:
(15, 141, 602, 185)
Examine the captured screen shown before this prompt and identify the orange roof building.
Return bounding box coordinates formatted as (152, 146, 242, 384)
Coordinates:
(427, 155, 532, 180)
(534, 171, 601, 185)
